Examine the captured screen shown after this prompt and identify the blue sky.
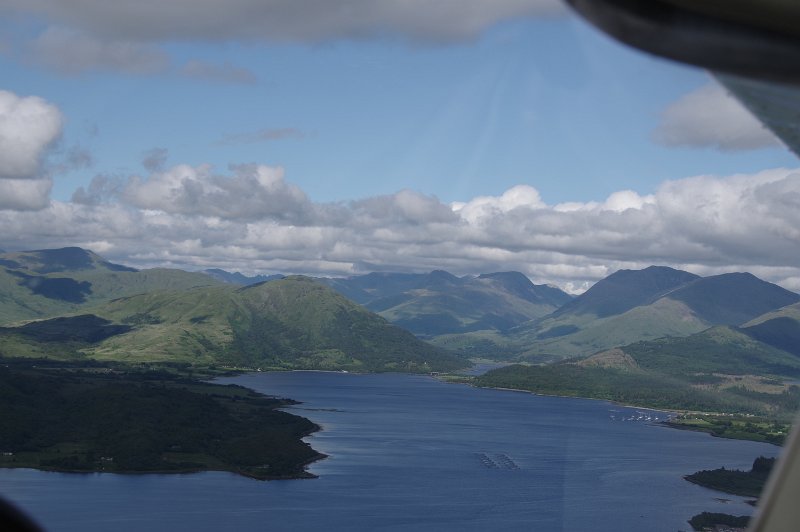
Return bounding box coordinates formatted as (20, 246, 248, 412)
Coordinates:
(0, 1, 798, 291)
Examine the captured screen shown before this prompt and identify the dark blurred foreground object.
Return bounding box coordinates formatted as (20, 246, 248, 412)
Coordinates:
(567, 0, 800, 158)
(0, 496, 43, 532)
(566, 2, 800, 531)
(566, 0, 800, 82)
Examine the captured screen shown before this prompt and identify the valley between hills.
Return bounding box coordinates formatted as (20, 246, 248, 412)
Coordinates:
(1, 246, 800, 479)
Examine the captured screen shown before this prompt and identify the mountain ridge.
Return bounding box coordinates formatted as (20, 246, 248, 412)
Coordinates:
(0, 274, 466, 373)
(2, 246, 799, 370)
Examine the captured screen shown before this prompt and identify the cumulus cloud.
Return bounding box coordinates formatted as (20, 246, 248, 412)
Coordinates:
(654, 82, 780, 151)
(27, 27, 170, 75)
(179, 60, 257, 85)
(0, 90, 63, 180)
(1, 1, 562, 44)
(122, 163, 315, 223)
(4, 163, 800, 292)
(351, 189, 458, 227)
(452, 185, 545, 224)
(0, 178, 52, 210)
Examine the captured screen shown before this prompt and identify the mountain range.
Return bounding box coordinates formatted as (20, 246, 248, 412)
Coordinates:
(446, 266, 800, 361)
(470, 268, 800, 418)
(2, 246, 800, 385)
(0, 248, 463, 372)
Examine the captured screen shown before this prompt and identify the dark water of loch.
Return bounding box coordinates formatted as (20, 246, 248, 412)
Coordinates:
(0, 371, 779, 531)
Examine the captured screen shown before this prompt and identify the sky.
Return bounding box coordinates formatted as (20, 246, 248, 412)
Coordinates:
(0, 0, 798, 293)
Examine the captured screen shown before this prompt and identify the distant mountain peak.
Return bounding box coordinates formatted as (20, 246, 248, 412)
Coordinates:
(427, 270, 460, 283)
(0, 246, 136, 274)
(665, 271, 800, 326)
(203, 268, 283, 286)
(556, 266, 700, 318)
(478, 271, 532, 284)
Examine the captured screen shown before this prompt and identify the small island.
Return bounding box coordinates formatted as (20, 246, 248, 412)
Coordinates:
(688, 512, 751, 531)
(685, 456, 774, 498)
(0, 360, 324, 480)
(684, 457, 775, 531)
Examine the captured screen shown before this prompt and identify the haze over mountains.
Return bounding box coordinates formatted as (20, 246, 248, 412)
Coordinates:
(319, 270, 573, 336)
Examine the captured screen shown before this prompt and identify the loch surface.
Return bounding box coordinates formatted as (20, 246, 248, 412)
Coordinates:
(0, 371, 779, 531)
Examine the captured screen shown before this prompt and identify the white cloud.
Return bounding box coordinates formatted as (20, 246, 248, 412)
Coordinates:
(452, 185, 545, 224)
(0, 90, 63, 180)
(6, 2, 562, 77)
(654, 82, 780, 151)
(351, 189, 457, 227)
(601, 190, 655, 212)
(122, 163, 315, 223)
(4, 164, 800, 292)
(28, 27, 169, 75)
(1, 1, 562, 44)
(655, 168, 800, 264)
(0, 178, 52, 210)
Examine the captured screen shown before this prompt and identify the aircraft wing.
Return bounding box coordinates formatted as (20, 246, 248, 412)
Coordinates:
(567, 0, 800, 156)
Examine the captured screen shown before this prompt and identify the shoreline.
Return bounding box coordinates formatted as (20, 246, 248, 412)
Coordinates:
(0, 423, 328, 482)
(0, 365, 330, 482)
(451, 380, 680, 416)
(5, 368, 779, 480)
(230, 370, 789, 448)
(437, 377, 789, 445)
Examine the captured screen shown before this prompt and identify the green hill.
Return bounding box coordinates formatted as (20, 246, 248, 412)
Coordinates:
(739, 303, 800, 356)
(0, 276, 465, 373)
(229, 276, 465, 371)
(510, 297, 710, 359)
(475, 363, 755, 414)
(623, 326, 800, 378)
(0, 247, 221, 325)
(475, 323, 800, 420)
(0, 247, 137, 274)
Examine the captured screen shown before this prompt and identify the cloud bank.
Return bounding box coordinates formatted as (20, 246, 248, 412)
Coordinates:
(27, 27, 170, 75)
(6, 1, 561, 76)
(4, 161, 800, 292)
(3, 1, 562, 44)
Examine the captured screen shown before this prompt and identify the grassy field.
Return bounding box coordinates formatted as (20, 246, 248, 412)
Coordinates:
(666, 414, 790, 445)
